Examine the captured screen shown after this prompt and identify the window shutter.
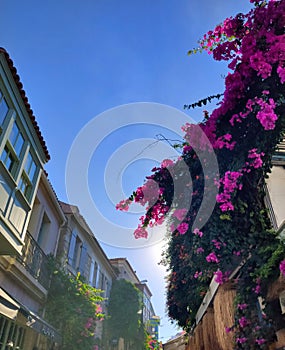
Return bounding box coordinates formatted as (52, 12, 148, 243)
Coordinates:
(89, 259, 95, 285)
(78, 242, 87, 275)
(93, 262, 98, 287)
(67, 231, 76, 265)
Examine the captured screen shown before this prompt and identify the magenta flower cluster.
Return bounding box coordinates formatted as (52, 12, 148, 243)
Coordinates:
(206, 252, 219, 263)
(216, 171, 243, 211)
(279, 259, 285, 276)
(214, 270, 230, 284)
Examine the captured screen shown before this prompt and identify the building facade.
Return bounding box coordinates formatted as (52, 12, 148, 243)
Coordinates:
(0, 48, 63, 350)
(57, 201, 116, 341)
(135, 282, 155, 329)
(0, 48, 159, 350)
(109, 258, 159, 342)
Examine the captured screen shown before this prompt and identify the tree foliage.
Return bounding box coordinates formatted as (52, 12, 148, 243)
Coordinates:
(104, 279, 144, 348)
(45, 257, 104, 350)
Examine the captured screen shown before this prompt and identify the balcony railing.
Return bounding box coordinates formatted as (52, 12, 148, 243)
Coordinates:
(17, 231, 50, 289)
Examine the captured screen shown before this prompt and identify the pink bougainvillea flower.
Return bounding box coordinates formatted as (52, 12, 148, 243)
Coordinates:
(193, 228, 203, 237)
(236, 337, 247, 344)
(194, 271, 202, 279)
(225, 326, 232, 333)
(254, 284, 261, 294)
(183, 144, 192, 153)
(216, 170, 243, 212)
(279, 260, 285, 276)
(253, 278, 261, 294)
(219, 202, 234, 212)
(177, 222, 189, 235)
(214, 133, 236, 150)
(173, 208, 187, 221)
(247, 148, 264, 169)
(256, 338, 266, 345)
(212, 239, 222, 250)
(255, 98, 277, 130)
(233, 250, 241, 256)
(214, 270, 224, 284)
(206, 252, 219, 263)
(277, 65, 285, 84)
(214, 270, 230, 284)
(116, 198, 132, 211)
(134, 226, 148, 239)
(95, 304, 103, 313)
(84, 318, 93, 329)
(161, 158, 174, 168)
(237, 303, 248, 310)
(196, 247, 204, 254)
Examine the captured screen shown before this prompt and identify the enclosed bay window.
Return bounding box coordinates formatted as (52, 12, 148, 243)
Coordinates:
(0, 116, 40, 239)
(0, 58, 48, 255)
(1, 117, 38, 203)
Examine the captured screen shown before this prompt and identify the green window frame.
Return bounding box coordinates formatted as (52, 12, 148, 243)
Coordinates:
(1, 145, 15, 173)
(0, 89, 9, 127)
(1, 121, 24, 177)
(8, 122, 24, 157)
(19, 151, 37, 201)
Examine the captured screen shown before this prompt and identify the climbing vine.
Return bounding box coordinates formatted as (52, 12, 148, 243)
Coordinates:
(117, 0, 285, 348)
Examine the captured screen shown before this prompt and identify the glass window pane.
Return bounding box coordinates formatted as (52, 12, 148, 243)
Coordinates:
(25, 152, 36, 182)
(9, 122, 18, 145)
(19, 175, 29, 195)
(9, 122, 24, 156)
(0, 97, 8, 125)
(14, 133, 24, 156)
(1, 146, 14, 172)
(29, 161, 36, 181)
(24, 152, 32, 172)
(1, 146, 8, 162)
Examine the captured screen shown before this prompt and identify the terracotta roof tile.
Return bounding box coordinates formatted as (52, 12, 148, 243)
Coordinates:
(0, 47, 50, 161)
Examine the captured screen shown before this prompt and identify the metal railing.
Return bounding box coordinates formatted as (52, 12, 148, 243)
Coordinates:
(17, 231, 50, 289)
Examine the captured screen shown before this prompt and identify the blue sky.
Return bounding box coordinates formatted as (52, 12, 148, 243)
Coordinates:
(2, 0, 252, 341)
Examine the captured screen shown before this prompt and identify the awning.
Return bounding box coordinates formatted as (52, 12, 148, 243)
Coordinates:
(0, 288, 61, 343)
(0, 288, 20, 320)
(24, 310, 62, 343)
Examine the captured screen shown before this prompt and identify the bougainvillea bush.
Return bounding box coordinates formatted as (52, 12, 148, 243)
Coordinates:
(118, 0, 285, 348)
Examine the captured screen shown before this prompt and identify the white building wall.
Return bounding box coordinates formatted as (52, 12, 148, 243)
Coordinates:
(266, 165, 285, 228)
